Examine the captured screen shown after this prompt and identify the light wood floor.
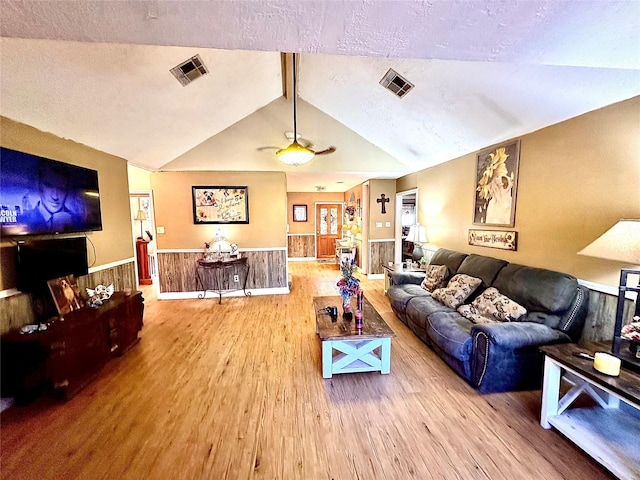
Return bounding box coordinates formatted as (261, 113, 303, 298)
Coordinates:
(1, 262, 613, 480)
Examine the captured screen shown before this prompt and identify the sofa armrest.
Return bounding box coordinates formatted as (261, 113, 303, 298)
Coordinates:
(471, 322, 570, 350)
(389, 271, 425, 286)
(470, 322, 571, 393)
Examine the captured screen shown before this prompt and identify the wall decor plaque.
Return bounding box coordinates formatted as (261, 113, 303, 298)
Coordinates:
(468, 229, 517, 251)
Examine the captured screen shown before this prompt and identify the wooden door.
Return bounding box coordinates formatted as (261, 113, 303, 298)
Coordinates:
(316, 204, 342, 259)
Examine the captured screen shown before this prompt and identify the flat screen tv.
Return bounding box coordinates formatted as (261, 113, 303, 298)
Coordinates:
(0, 147, 102, 236)
(15, 237, 89, 293)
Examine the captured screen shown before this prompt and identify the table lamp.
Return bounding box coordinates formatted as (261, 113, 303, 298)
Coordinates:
(407, 224, 428, 262)
(134, 209, 146, 239)
(578, 219, 640, 371)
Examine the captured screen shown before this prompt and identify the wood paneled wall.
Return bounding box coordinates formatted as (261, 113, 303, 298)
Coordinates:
(369, 240, 395, 275)
(581, 289, 636, 343)
(287, 235, 315, 258)
(157, 250, 287, 293)
(0, 261, 137, 336)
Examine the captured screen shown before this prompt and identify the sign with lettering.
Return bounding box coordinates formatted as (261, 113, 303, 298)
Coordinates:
(468, 229, 517, 251)
(192, 186, 249, 224)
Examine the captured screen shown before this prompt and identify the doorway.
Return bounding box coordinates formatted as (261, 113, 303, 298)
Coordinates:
(129, 191, 157, 284)
(315, 203, 342, 260)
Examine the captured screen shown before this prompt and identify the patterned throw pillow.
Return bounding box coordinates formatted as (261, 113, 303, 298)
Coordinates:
(431, 274, 482, 309)
(457, 304, 497, 324)
(420, 264, 449, 292)
(457, 287, 527, 324)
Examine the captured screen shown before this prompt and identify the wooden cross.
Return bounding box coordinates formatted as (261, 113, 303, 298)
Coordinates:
(377, 193, 390, 214)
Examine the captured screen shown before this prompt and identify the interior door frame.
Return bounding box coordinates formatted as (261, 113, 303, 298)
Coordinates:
(314, 202, 344, 259)
(395, 188, 418, 264)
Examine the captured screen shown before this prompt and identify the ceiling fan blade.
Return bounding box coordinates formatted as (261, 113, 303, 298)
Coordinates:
(257, 146, 281, 151)
(314, 146, 336, 155)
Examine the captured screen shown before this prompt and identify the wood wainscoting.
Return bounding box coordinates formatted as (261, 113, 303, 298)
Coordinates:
(157, 249, 288, 296)
(368, 239, 395, 275)
(0, 260, 137, 336)
(287, 234, 315, 258)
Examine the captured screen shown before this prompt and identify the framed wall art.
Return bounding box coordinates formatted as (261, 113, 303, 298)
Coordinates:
(292, 204, 307, 222)
(473, 140, 520, 227)
(192, 186, 249, 224)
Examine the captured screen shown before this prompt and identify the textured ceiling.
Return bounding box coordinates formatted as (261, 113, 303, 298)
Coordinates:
(1, 1, 639, 192)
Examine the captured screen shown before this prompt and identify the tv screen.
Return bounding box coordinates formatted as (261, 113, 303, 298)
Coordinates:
(16, 237, 89, 293)
(0, 147, 102, 236)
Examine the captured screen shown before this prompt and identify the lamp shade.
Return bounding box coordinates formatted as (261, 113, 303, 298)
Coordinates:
(276, 142, 315, 166)
(577, 219, 640, 265)
(134, 209, 146, 221)
(407, 224, 428, 244)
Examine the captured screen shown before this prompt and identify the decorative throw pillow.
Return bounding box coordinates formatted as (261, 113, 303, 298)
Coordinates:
(457, 287, 527, 324)
(457, 304, 497, 324)
(431, 274, 482, 309)
(420, 264, 448, 292)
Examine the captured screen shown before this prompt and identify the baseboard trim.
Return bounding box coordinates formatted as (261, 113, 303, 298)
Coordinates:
(158, 287, 290, 300)
(288, 257, 316, 262)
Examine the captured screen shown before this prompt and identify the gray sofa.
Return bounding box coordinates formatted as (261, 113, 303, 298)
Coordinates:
(387, 248, 589, 393)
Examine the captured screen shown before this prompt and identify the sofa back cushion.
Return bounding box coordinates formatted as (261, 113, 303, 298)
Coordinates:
(456, 254, 508, 289)
(429, 249, 468, 276)
(492, 263, 581, 331)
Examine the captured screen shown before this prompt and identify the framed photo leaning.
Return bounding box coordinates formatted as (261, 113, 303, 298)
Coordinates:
(473, 140, 520, 227)
(47, 275, 85, 315)
(293, 204, 307, 222)
(192, 186, 249, 224)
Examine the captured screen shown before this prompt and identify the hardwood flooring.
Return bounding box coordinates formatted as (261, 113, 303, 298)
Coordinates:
(1, 262, 614, 479)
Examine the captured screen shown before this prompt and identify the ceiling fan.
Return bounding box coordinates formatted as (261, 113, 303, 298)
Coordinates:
(275, 53, 336, 166)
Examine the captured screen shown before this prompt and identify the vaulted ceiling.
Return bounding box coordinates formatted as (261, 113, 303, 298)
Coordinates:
(1, 1, 639, 192)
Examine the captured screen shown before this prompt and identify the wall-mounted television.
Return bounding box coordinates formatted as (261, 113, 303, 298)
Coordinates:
(0, 147, 102, 236)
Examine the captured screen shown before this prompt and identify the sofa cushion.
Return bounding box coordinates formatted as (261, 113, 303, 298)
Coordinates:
(456, 254, 508, 288)
(420, 264, 449, 292)
(406, 295, 453, 331)
(428, 249, 468, 276)
(432, 274, 482, 309)
(492, 264, 578, 314)
(427, 311, 474, 380)
(387, 284, 430, 316)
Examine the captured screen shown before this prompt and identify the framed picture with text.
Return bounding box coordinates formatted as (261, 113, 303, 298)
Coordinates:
(192, 186, 249, 224)
(293, 204, 307, 222)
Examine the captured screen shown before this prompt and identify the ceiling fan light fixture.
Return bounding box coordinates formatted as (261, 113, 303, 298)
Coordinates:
(276, 141, 315, 166)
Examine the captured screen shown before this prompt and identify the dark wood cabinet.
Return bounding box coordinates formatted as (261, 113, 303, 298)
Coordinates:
(1, 291, 144, 403)
(136, 239, 152, 285)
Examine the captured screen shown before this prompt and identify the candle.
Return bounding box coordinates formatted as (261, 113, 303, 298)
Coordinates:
(593, 352, 621, 376)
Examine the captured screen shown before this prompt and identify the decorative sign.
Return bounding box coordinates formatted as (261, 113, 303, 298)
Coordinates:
(192, 186, 249, 224)
(468, 229, 517, 251)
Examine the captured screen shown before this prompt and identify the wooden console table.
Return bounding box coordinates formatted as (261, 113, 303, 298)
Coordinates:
(195, 257, 250, 304)
(540, 343, 640, 479)
(0, 291, 144, 403)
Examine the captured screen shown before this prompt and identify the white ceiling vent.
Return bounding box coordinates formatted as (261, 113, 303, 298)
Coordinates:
(379, 68, 414, 98)
(170, 55, 208, 86)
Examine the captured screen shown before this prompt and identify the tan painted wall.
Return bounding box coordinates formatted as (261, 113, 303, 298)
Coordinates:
(128, 164, 152, 191)
(411, 96, 640, 288)
(151, 171, 287, 249)
(396, 173, 418, 194)
(368, 179, 397, 240)
(287, 192, 344, 234)
(0, 117, 133, 290)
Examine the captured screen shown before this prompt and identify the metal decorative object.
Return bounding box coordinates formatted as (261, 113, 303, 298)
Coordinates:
(86, 283, 115, 308)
